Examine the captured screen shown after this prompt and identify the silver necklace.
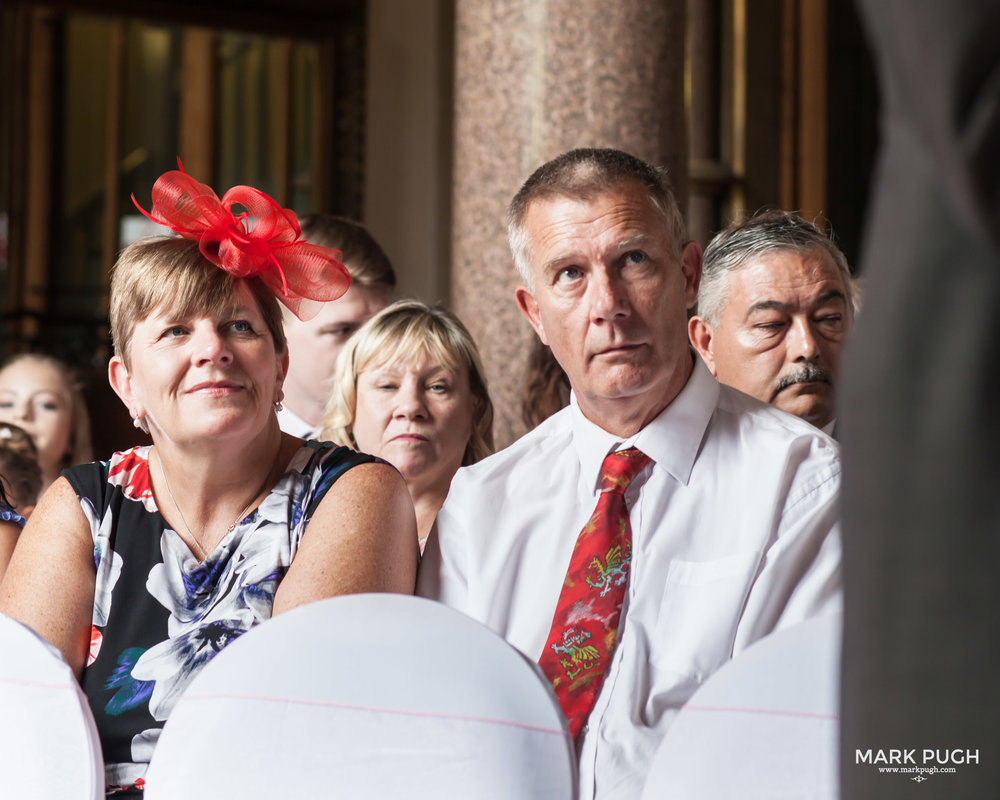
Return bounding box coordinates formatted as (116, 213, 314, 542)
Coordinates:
(156, 452, 269, 561)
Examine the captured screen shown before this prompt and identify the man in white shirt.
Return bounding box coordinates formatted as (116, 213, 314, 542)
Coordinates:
(278, 214, 395, 438)
(417, 149, 841, 799)
(688, 210, 854, 435)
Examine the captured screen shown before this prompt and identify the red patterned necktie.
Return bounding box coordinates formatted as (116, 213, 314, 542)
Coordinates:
(538, 447, 651, 740)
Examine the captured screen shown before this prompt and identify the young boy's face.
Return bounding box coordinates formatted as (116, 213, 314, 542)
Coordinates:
(282, 283, 390, 424)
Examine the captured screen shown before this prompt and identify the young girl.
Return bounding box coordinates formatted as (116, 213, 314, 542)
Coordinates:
(0, 354, 93, 495)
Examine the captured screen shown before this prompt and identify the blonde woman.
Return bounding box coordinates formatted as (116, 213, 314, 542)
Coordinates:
(320, 300, 493, 551)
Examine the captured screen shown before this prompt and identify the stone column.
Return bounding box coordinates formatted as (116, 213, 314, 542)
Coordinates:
(450, 0, 688, 447)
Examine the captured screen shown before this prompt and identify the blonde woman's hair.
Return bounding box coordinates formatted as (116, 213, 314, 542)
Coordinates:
(319, 300, 494, 465)
(0, 353, 93, 469)
(109, 236, 286, 367)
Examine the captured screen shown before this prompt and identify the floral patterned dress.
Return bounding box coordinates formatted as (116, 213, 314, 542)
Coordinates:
(0, 499, 26, 527)
(63, 441, 378, 795)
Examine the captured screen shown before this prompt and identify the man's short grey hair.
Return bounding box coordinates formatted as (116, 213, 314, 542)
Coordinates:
(506, 148, 687, 288)
(697, 209, 854, 327)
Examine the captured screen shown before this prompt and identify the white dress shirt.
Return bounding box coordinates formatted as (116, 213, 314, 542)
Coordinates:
(417, 358, 842, 800)
(276, 405, 317, 440)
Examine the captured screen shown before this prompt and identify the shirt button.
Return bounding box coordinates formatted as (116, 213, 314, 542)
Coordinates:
(581, 724, 590, 735)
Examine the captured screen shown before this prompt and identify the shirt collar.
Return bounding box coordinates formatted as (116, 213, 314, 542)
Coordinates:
(570, 356, 718, 491)
(276, 405, 317, 439)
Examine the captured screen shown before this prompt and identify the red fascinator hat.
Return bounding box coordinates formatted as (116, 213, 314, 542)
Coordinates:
(133, 161, 350, 320)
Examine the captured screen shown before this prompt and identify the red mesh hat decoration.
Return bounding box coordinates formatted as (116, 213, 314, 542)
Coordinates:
(132, 160, 350, 319)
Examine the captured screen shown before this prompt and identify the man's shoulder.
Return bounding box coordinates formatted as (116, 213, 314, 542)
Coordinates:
(443, 406, 576, 519)
(705, 384, 842, 510)
(714, 383, 838, 448)
(698, 384, 841, 489)
(459, 405, 573, 478)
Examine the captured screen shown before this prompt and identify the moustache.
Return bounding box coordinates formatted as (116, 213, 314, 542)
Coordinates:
(774, 363, 832, 394)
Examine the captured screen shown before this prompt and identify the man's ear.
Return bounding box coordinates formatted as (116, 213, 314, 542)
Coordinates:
(515, 286, 548, 345)
(681, 240, 703, 309)
(688, 316, 719, 376)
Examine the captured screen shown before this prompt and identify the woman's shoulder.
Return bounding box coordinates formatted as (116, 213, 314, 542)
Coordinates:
(293, 440, 384, 476)
(62, 446, 152, 476)
(286, 441, 388, 519)
(62, 446, 155, 511)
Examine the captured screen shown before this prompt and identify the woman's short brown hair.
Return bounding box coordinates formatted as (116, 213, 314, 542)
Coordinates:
(110, 236, 286, 367)
(319, 300, 494, 466)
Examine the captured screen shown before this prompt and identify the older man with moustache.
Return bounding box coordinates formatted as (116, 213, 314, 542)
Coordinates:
(688, 210, 854, 434)
(418, 149, 842, 799)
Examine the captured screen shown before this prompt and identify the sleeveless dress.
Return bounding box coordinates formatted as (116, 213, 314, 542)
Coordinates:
(62, 441, 378, 795)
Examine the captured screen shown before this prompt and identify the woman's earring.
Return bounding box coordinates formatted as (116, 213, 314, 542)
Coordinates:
(273, 400, 284, 413)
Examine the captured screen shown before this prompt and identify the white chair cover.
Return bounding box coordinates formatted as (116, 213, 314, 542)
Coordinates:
(0, 612, 104, 799)
(145, 593, 576, 799)
(642, 611, 841, 800)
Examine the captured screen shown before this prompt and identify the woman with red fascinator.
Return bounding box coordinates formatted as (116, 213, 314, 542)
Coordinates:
(0, 166, 418, 795)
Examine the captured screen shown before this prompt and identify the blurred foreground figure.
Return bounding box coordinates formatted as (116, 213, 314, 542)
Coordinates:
(841, 1, 1000, 796)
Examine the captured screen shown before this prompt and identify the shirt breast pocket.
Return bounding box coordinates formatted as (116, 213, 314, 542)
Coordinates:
(649, 550, 762, 681)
